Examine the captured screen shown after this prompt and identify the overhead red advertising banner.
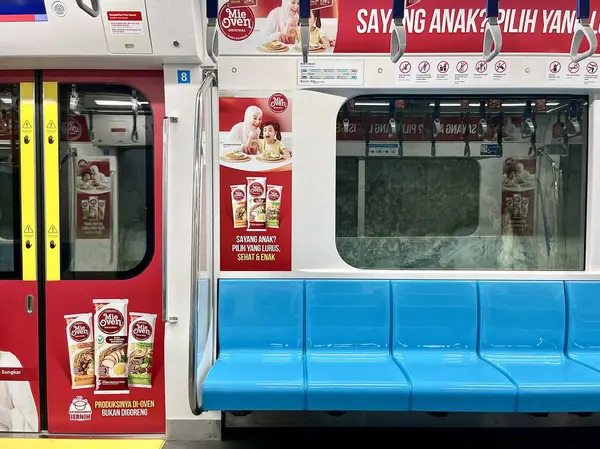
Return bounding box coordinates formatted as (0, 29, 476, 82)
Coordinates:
(217, 0, 600, 55)
(219, 94, 292, 271)
(76, 158, 112, 240)
(337, 115, 525, 142)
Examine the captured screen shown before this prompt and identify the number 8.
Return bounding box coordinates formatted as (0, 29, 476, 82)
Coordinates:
(180, 72, 188, 82)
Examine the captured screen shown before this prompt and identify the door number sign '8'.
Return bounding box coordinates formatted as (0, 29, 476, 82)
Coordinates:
(177, 70, 191, 84)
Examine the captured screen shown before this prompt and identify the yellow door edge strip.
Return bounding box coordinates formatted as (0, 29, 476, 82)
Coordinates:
(1, 439, 165, 448)
(20, 83, 36, 281)
(42, 82, 60, 281)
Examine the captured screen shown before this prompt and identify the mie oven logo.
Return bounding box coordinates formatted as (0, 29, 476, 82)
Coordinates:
(218, 3, 255, 41)
(132, 320, 153, 341)
(61, 117, 82, 141)
(69, 321, 91, 342)
(268, 188, 281, 201)
(268, 93, 288, 113)
(98, 309, 124, 335)
(248, 182, 264, 198)
(232, 188, 245, 201)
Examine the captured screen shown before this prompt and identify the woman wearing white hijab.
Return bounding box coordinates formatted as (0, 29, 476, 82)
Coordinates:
(228, 106, 263, 154)
(0, 351, 38, 432)
(262, 0, 300, 44)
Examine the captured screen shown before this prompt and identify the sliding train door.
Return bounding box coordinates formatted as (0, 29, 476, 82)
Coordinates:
(0, 70, 166, 434)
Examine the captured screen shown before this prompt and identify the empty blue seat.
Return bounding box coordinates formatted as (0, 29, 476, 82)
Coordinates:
(566, 282, 600, 373)
(305, 280, 410, 411)
(479, 281, 600, 412)
(202, 280, 305, 411)
(392, 280, 516, 412)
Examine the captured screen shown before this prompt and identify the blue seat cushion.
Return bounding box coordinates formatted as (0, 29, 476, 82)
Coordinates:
(203, 353, 305, 411)
(570, 354, 600, 373)
(482, 354, 600, 412)
(394, 351, 516, 412)
(306, 354, 410, 411)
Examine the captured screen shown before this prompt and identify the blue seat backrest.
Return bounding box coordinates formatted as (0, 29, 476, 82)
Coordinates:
(565, 282, 600, 353)
(392, 280, 478, 350)
(306, 280, 390, 353)
(479, 281, 566, 353)
(218, 280, 304, 353)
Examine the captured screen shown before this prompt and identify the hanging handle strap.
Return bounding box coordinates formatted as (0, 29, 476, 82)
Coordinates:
(390, 0, 407, 63)
(521, 100, 535, 138)
(570, 0, 597, 62)
(477, 100, 488, 139)
(76, 0, 100, 17)
(483, 0, 502, 62)
(299, 0, 311, 63)
(206, 0, 219, 64)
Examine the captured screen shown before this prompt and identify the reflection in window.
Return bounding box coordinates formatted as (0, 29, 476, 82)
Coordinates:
(335, 96, 587, 271)
(0, 85, 20, 277)
(58, 84, 154, 277)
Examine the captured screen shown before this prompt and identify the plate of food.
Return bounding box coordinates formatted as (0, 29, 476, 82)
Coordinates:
(259, 40, 289, 52)
(256, 152, 288, 163)
(220, 151, 251, 163)
(295, 42, 325, 52)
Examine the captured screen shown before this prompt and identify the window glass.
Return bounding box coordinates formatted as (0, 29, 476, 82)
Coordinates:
(335, 96, 587, 271)
(0, 84, 20, 278)
(58, 84, 154, 278)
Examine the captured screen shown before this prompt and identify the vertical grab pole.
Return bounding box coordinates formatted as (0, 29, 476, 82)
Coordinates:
(206, 0, 219, 64)
(299, 0, 310, 63)
(570, 0, 597, 62)
(390, 0, 406, 63)
(483, 0, 502, 62)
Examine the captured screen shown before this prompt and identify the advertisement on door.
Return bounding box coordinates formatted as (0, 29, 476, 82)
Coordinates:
(219, 94, 292, 271)
(217, 0, 600, 55)
(76, 158, 112, 240)
(501, 157, 536, 236)
(0, 310, 40, 432)
(46, 294, 164, 433)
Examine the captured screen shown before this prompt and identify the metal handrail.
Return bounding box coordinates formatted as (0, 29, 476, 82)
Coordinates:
(189, 71, 216, 416)
(76, 0, 100, 17)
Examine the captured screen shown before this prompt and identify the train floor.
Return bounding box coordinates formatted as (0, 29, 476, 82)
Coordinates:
(3, 428, 600, 448)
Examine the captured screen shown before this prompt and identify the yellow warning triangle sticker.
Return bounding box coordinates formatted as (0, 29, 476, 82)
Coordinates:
(24, 225, 33, 233)
(48, 225, 58, 233)
(46, 120, 57, 129)
(22, 120, 32, 129)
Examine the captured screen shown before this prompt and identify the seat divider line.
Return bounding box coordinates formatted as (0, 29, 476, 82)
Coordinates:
(389, 281, 413, 410)
(475, 281, 519, 412)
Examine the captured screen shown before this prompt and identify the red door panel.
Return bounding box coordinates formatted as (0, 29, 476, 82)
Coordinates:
(0, 71, 40, 433)
(43, 71, 166, 433)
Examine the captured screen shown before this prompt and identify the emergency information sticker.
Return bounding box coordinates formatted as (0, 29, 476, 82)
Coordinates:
(106, 11, 143, 35)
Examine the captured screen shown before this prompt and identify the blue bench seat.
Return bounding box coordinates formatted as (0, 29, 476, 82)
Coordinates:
(305, 280, 410, 411)
(479, 281, 600, 413)
(566, 282, 600, 374)
(202, 280, 305, 411)
(392, 281, 516, 412)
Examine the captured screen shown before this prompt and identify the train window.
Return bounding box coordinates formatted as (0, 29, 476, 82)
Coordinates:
(58, 84, 154, 279)
(0, 84, 20, 279)
(335, 96, 588, 271)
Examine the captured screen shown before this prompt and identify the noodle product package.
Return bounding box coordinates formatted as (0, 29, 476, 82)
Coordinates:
(93, 299, 129, 394)
(65, 313, 95, 389)
(266, 185, 282, 228)
(98, 199, 106, 221)
(230, 184, 247, 228)
(81, 199, 90, 219)
(127, 313, 157, 388)
(88, 196, 99, 219)
(246, 177, 267, 231)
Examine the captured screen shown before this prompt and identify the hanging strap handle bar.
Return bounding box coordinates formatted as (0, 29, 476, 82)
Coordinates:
(570, 0, 597, 62)
(431, 101, 440, 157)
(521, 100, 535, 139)
(206, 0, 219, 64)
(477, 100, 488, 138)
(390, 0, 407, 63)
(76, 0, 100, 17)
(483, 0, 502, 62)
(461, 102, 471, 157)
(566, 99, 581, 137)
(497, 110, 504, 157)
(299, 0, 311, 63)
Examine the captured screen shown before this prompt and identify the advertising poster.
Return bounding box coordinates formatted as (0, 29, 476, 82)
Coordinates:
(76, 158, 111, 240)
(218, 0, 338, 55)
(501, 158, 536, 236)
(0, 308, 40, 432)
(217, 0, 600, 55)
(219, 94, 292, 271)
(46, 296, 164, 433)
